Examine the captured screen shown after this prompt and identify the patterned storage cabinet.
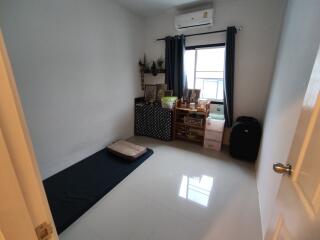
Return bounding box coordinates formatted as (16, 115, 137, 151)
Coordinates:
(135, 100, 173, 141)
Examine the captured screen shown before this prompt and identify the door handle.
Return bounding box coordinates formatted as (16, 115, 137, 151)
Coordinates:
(273, 163, 292, 176)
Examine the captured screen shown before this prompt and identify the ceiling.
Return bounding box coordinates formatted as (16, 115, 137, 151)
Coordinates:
(114, 0, 213, 17)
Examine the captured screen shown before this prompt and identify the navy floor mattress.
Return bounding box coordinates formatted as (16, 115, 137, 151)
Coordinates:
(43, 147, 153, 234)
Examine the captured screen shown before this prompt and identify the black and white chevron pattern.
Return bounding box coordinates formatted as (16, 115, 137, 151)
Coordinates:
(135, 103, 173, 141)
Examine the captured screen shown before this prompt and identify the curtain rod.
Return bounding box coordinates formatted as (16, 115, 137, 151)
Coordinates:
(156, 26, 242, 41)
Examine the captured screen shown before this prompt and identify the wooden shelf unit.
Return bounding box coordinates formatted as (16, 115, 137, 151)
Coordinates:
(173, 100, 210, 145)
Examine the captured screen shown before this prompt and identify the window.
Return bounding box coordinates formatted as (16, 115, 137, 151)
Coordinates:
(185, 45, 225, 101)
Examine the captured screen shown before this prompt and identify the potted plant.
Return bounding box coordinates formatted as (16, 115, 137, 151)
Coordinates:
(157, 57, 164, 72)
(151, 61, 158, 76)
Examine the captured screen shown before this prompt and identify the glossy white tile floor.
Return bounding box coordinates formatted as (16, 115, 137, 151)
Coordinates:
(60, 136, 262, 240)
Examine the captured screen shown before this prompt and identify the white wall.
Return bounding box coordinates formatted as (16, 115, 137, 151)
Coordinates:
(0, 0, 145, 179)
(144, 0, 287, 121)
(256, 0, 320, 237)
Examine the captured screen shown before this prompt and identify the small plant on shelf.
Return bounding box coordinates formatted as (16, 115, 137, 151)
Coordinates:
(151, 61, 158, 76)
(139, 55, 147, 90)
(139, 55, 165, 75)
(156, 57, 164, 73)
(139, 54, 147, 72)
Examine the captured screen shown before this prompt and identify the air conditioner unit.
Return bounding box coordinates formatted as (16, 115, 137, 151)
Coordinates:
(175, 8, 213, 31)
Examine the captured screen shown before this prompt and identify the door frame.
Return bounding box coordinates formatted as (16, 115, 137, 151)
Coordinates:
(0, 30, 58, 239)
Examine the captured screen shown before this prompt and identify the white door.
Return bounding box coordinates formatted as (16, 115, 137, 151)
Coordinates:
(266, 46, 320, 239)
(0, 30, 58, 239)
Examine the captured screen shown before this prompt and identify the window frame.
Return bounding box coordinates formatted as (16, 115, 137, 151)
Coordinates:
(185, 43, 225, 51)
(185, 43, 226, 103)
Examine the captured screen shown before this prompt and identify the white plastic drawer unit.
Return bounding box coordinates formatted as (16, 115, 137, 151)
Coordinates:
(205, 118, 225, 132)
(204, 139, 222, 151)
(205, 130, 223, 142)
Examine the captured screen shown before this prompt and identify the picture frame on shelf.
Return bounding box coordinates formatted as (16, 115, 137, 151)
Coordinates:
(156, 84, 167, 101)
(164, 90, 173, 97)
(144, 84, 157, 103)
(187, 89, 201, 103)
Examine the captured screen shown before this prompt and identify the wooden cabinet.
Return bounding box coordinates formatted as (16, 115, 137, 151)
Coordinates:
(173, 101, 209, 145)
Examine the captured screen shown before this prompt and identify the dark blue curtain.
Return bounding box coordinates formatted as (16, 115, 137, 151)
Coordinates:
(224, 26, 237, 127)
(165, 35, 186, 98)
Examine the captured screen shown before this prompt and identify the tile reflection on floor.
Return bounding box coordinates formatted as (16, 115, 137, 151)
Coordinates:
(59, 136, 262, 240)
(179, 175, 214, 207)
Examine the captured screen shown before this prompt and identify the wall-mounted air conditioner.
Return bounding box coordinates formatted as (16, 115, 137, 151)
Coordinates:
(175, 8, 213, 31)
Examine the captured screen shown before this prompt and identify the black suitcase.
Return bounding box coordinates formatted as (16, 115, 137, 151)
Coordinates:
(229, 116, 262, 161)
